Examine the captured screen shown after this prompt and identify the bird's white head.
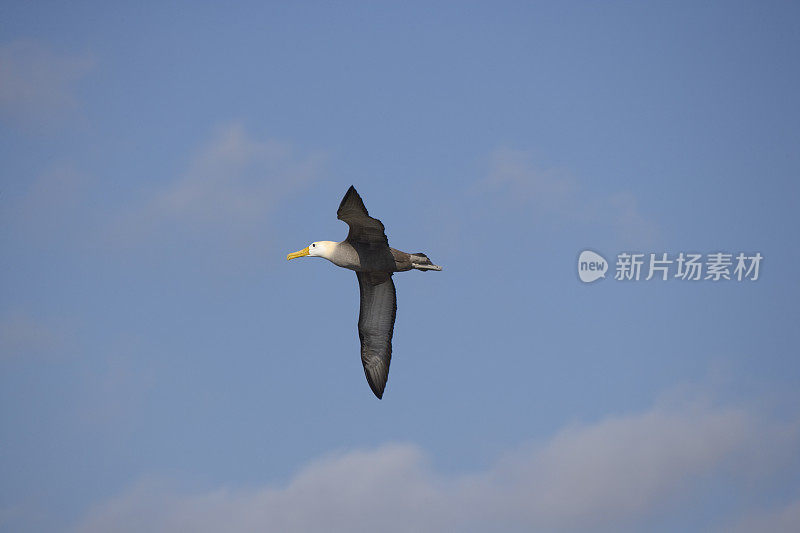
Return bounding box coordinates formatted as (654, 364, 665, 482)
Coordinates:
(287, 241, 337, 261)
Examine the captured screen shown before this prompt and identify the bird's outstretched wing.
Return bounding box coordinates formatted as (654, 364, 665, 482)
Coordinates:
(337, 186, 389, 246)
(356, 271, 396, 399)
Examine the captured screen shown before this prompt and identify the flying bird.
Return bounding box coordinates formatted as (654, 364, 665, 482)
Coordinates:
(287, 186, 442, 398)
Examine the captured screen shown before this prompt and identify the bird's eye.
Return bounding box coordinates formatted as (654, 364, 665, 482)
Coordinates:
(312, 243, 316, 247)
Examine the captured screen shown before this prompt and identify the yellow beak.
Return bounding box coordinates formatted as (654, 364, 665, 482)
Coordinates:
(287, 246, 310, 261)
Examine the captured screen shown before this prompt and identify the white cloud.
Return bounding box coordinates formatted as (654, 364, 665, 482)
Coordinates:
(153, 123, 322, 225)
(486, 148, 657, 246)
(73, 446, 443, 533)
(73, 399, 797, 533)
(0, 40, 93, 129)
(491, 405, 749, 528)
(111, 123, 324, 254)
(488, 147, 579, 213)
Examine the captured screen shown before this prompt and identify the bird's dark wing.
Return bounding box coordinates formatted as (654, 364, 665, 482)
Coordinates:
(337, 186, 389, 246)
(356, 271, 396, 399)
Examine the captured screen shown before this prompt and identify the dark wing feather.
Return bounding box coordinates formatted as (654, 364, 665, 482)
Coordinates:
(356, 271, 396, 399)
(337, 186, 389, 245)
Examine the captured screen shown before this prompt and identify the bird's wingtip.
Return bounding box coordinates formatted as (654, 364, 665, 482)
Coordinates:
(368, 380, 385, 399)
(365, 370, 386, 399)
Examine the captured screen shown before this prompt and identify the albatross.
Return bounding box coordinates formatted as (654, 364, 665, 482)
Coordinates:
(287, 186, 442, 399)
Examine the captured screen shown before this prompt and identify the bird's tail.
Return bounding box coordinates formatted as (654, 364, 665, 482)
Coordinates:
(410, 253, 442, 271)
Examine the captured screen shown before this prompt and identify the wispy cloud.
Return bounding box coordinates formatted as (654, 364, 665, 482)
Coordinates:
(73, 397, 798, 533)
(487, 147, 580, 213)
(6, 164, 94, 238)
(729, 496, 800, 533)
(111, 122, 325, 256)
(486, 148, 657, 245)
(0, 40, 93, 130)
(0, 312, 67, 360)
(153, 123, 322, 225)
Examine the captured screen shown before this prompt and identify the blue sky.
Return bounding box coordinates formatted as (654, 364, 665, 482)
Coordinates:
(2, 2, 799, 531)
